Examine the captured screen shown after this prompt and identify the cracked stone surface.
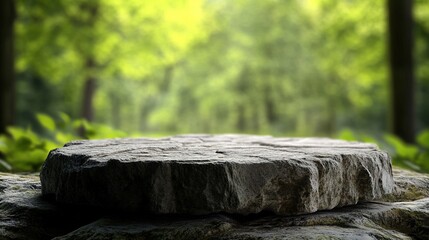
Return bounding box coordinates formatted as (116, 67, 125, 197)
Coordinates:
(41, 135, 394, 215)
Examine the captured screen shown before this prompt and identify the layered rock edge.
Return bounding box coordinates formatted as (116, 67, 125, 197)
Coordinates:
(40, 135, 394, 215)
(1, 169, 427, 240)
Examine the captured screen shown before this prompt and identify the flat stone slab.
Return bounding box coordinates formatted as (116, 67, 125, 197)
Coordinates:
(40, 134, 394, 215)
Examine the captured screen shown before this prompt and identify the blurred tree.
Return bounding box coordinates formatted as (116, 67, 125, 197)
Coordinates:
(147, 0, 389, 136)
(16, 0, 208, 124)
(312, 0, 388, 134)
(12, 0, 428, 138)
(80, 2, 99, 122)
(4, 0, 429, 173)
(414, 0, 429, 132)
(0, 0, 16, 134)
(387, 0, 416, 143)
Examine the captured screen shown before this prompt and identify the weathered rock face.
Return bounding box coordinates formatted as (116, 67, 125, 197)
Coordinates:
(382, 169, 429, 202)
(0, 173, 95, 240)
(52, 170, 429, 240)
(53, 198, 429, 240)
(1, 165, 428, 239)
(40, 135, 394, 215)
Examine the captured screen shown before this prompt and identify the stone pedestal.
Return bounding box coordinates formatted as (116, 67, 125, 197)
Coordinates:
(40, 135, 394, 215)
(2, 135, 429, 239)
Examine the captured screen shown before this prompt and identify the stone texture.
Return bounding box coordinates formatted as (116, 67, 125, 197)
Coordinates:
(52, 169, 429, 240)
(41, 135, 394, 215)
(54, 182, 429, 240)
(0, 173, 95, 240)
(1, 169, 428, 239)
(381, 168, 429, 202)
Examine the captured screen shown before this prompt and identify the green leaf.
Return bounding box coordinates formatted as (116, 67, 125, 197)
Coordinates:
(57, 112, 71, 130)
(7, 149, 47, 171)
(59, 112, 71, 124)
(337, 129, 356, 141)
(72, 119, 88, 130)
(55, 132, 75, 144)
(36, 113, 56, 131)
(0, 159, 12, 171)
(0, 136, 7, 153)
(15, 137, 33, 150)
(415, 153, 429, 173)
(361, 135, 378, 144)
(7, 127, 26, 140)
(384, 134, 419, 159)
(46, 142, 59, 152)
(417, 130, 429, 149)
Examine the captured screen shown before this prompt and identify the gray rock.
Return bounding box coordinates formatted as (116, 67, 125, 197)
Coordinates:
(41, 135, 394, 215)
(381, 168, 429, 202)
(1, 169, 428, 239)
(53, 216, 235, 240)
(55, 169, 429, 239)
(54, 175, 429, 240)
(0, 173, 96, 240)
(226, 197, 429, 240)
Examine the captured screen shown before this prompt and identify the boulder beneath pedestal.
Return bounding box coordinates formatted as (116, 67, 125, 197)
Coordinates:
(53, 197, 429, 240)
(41, 135, 394, 215)
(0, 173, 96, 239)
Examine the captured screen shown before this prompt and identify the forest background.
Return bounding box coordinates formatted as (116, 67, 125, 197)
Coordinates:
(1, 0, 428, 173)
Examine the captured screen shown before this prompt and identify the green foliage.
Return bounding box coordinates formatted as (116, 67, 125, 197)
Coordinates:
(36, 113, 56, 131)
(8, 0, 429, 172)
(384, 135, 419, 161)
(104, 0, 391, 135)
(16, 0, 209, 87)
(0, 113, 129, 172)
(14, 0, 429, 136)
(338, 129, 429, 173)
(417, 130, 429, 148)
(0, 127, 55, 172)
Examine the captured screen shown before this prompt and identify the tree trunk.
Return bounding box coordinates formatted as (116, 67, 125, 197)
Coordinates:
(111, 92, 121, 128)
(0, 0, 16, 134)
(387, 0, 416, 143)
(79, 2, 98, 122)
(161, 65, 174, 92)
(81, 58, 97, 121)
